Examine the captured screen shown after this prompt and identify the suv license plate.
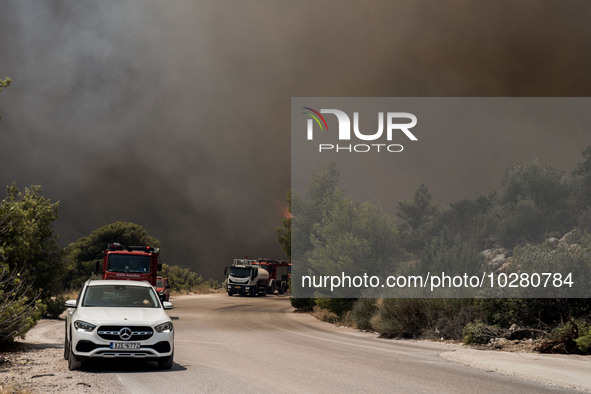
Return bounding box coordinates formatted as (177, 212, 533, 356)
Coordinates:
(110, 342, 140, 349)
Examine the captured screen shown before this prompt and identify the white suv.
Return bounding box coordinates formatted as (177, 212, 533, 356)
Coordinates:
(64, 279, 175, 370)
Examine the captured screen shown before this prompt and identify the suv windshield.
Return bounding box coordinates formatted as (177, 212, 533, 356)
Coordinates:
(82, 285, 159, 308)
(107, 254, 150, 273)
(229, 266, 252, 278)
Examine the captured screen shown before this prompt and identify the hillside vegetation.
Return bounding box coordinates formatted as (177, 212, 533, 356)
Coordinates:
(289, 148, 591, 354)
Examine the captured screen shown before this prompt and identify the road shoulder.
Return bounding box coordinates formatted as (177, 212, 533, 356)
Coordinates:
(0, 319, 126, 394)
(440, 347, 591, 392)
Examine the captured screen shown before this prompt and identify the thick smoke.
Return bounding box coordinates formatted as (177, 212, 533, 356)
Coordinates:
(1, 1, 591, 279)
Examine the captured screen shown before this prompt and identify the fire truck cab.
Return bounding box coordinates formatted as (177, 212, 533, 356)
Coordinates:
(96, 243, 162, 286)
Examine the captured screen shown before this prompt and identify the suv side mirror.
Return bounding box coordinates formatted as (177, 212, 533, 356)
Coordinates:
(163, 301, 174, 310)
(65, 299, 78, 308)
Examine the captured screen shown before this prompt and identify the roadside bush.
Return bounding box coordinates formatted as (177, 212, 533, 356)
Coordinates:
(350, 298, 377, 330)
(312, 306, 339, 323)
(44, 294, 67, 319)
(0, 265, 45, 345)
(160, 264, 204, 292)
(314, 298, 356, 317)
(367, 298, 477, 339)
(369, 299, 435, 338)
(427, 300, 482, 340)
(463, 321, 500, 345)
(290, 297, 315, 311)
(575, 325, 591, 354)
(476, 298, 591, 330)
(536, 320, 591, 354)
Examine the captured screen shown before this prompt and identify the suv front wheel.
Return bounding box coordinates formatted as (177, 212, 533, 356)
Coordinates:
(68, 343, 83, 371)
(63, 324, 69, 360)
(157, 352, 174, 370)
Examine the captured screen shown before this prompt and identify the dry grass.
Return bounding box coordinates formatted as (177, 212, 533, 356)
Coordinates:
(311, 306, 339, 323)
(60, 289, 81, 301)
(0, 383, 32, 394)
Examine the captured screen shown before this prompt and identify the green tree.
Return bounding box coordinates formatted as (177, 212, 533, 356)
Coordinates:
(572, 146, 591, 229)
(292, 162, 402, 297)
(573, 146, 591, 197)
(497, 160, 574, 247)
(275, 189, 291, 259)
(0, 185, 52, 344)
(308, 197, 400, 280)
(0, 184, 62, 298)
(291, 162, 342, 259)
(501, 160, 569, 209)
(0, 264, 44, 344)
(0, 77, 10, 93)
(64, 221, 160, 289)
(397, 183, 438, 231)
(396, 183, 439, 253)
(0, 76, 11, 119)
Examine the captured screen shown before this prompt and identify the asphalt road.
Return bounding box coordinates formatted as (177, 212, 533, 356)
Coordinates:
(104, 293, 579, 393)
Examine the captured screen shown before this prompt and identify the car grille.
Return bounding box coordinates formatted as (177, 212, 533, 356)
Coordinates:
(75, 340, 171, 354)
(97, 326, 153, 341)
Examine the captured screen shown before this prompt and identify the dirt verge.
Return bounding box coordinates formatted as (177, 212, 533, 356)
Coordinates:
(0, 319, 125, 394)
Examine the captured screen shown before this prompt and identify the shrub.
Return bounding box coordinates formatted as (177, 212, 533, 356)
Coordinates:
(160, 264, 204, 292)
(369, 298, 435, 339)
(314, 298, 356, 317)
(536, 320, 579, 354)
(428, 300, 482, 340)
(0, 266, 45, 345)
(537, 320, 591, 354)
(575, 325, 591, 354)
(312, 306, 338, 323)
(44, 294, 67, 319)
(350, 298, 377, 330)
(463, 320, 500, 345)
(290, 297, 315, 311)
(365, 298, 475, 339)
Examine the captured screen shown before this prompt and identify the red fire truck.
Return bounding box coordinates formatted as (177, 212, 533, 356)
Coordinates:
(96, 243, 162, 286)
(254, 259, 290, 294)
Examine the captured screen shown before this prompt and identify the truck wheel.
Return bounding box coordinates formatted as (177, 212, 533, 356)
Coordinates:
(278, 282, 286, 294)
(227, 290, 234, 296)
(68, 344, 82, 371)
(157, 352, 174, 370)
(267, 282, 276, 294)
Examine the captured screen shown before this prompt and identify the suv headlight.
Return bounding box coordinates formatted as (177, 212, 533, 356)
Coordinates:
(155, 321, 173, 333)
(74, 320, 96, 332)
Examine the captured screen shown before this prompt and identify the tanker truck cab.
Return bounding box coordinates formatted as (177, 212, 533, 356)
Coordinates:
(225, 259, 269, 297)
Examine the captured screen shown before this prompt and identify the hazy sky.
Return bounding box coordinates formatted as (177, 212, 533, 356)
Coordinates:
(1, 1, 590, 279)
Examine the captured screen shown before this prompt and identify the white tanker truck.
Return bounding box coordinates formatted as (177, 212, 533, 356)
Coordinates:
(225, 259, 269, 296)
